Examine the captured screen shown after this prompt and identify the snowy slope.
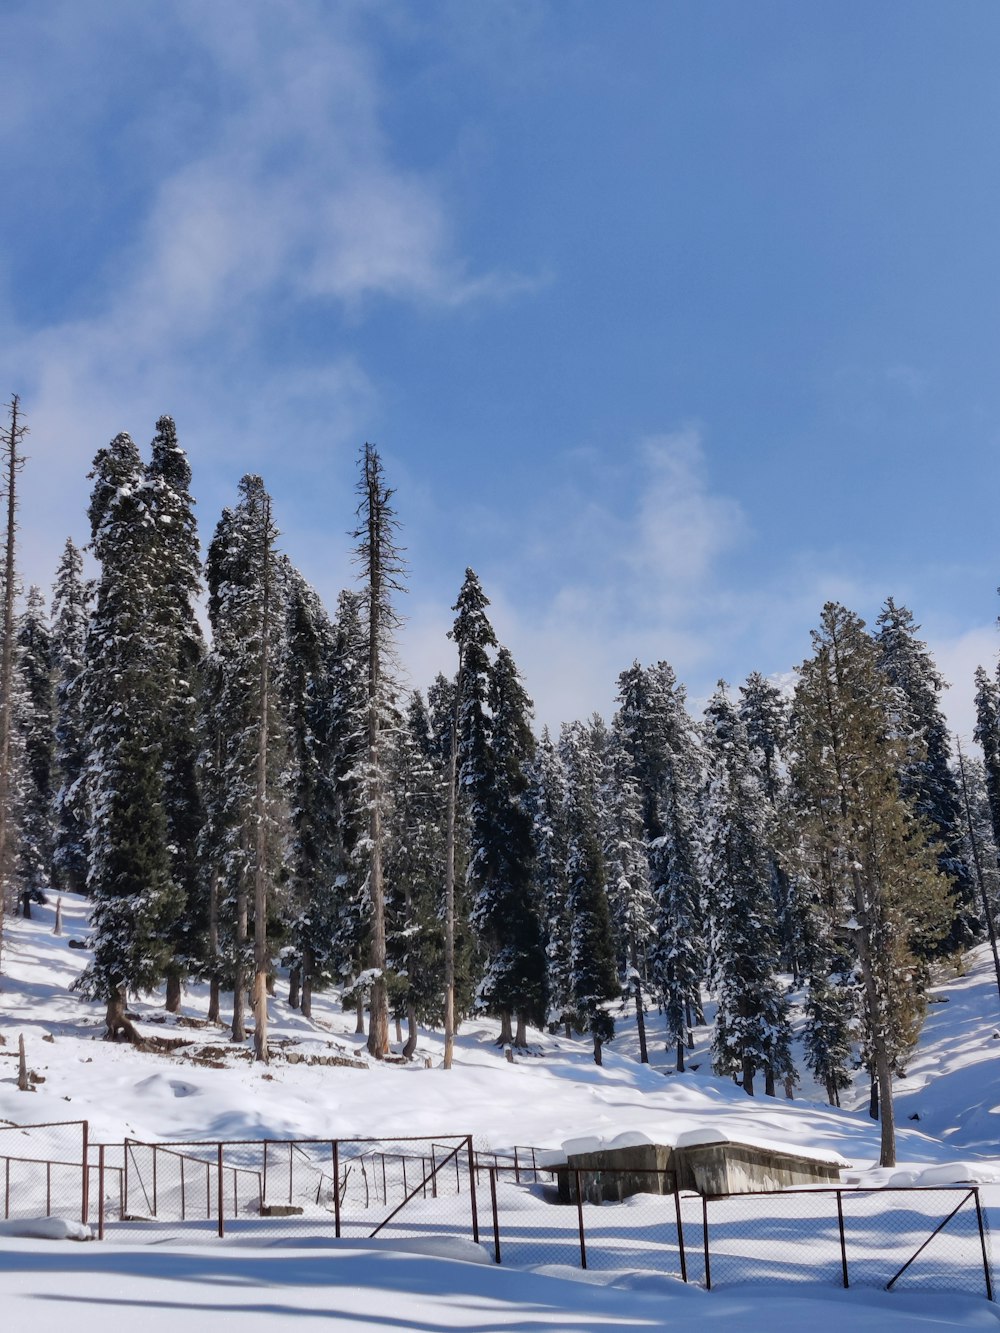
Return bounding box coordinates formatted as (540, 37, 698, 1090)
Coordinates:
(4, 892, 1000, 1330)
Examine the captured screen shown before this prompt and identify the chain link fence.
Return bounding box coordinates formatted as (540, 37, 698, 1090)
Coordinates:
(0, 1120, 993, 1302)
(0, 1119, 89, 1223)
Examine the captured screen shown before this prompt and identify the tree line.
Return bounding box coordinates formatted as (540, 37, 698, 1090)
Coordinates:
(2, 400, 1000, 1168)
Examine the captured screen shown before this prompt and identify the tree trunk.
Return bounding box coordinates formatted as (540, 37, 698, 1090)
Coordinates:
(301, 973, 312, 1019)
(633, 974, 649, 1064)
(355, 995, 365, 1034)
(165, 973, 181, 1014)
(20, 892, 31, 920)
(207, 876, 221, 1022)
(394, 1012, 402, 1045)
(17, 1033, 28, 1091)
(231, 882, 247, 1043)
(288, 966, 301, 1010)
(514, 1011, 527, 1048)
(869, 1070, 879, 1121)
(764, 1066, 776, 1098)
(742, 1056, 755, 1097)
(403, 1004, 418, 1059)
(53, 897, 62, 936)
(593, 1034, 603, 1066)
(497, 1010, 513, 1047)
(105, 985, 140, 1043)
(676, 1037, 685, 1072)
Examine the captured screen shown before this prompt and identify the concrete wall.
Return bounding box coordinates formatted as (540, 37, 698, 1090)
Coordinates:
(557, 1140, 841, 1202)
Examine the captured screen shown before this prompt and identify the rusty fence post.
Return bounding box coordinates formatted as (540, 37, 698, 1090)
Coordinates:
(216, 1143, 224, 1238)
(332, 1141, 341, 1239)
(489, 1168, 501, 1264)
(81, 1121, 90, 1225)
(702, 1195, 711, 1290)
(836, 1190, 849, 1288)
(575, 1170, 587, 1269)
(673, 1187, 687, 1283)
(466, 1136, 479, 1244)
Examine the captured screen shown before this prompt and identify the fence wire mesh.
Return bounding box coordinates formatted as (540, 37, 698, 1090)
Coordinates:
(0, 1120, 993, 1303)
(0, 1119, 89, 1223)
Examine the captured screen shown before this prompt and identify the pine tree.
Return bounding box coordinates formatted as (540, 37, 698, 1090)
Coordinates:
(599, 725, 655, 1062)
(791, 603, 950, 1165)
(702, 683, 793, 1097)
(280, 569, 343, 1015)
(876, 598, 976, 952)
(75, 432, 180, 1040)
(353, 443, 405, 1059)
(560, 721, 618, 1064)
(13, 587, 54, 917)
(472, 645, 547, 1045)
(739, 671, 804, 977)
(974, 667, 1000, 867)
(145, 416, 205, 1011)
(527, 727, 573, 1034)
(203, 475, 284, 1053)
(50, 539, 90, 894)
(616, 661, 705, 1071)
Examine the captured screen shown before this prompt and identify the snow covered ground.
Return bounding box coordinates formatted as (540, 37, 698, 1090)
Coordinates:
(3, 891, 1000, 1329)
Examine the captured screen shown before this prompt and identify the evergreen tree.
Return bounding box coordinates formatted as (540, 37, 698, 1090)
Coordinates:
(50, 539, 90, 894)
(280, 569, 342, 1015)
(702, 683, 794, 1097)
(75, 432, 180, 1040)
(617, 661, 705, 1071)
(13, 587, 54, 916)
(560, 721, 618, 1064)
(527, 727, 573, 1034)
(596, 720, 655, 1061)
(876, 598, 977, 952)
(203, 474, 285, 1050)
(145, 416, 205, 1010)
(384, 692, 447, 1055)
(739, 671, 804, 977)
(353, 443, 405, 1059)
(974, 666, 1000, 866)
(472, 645, 547, 1045)
(791, 602, 950, 1165)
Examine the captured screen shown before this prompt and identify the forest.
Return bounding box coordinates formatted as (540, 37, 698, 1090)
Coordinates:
(1, 397, 999, 1172)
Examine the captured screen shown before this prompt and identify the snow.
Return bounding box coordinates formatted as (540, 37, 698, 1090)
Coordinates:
(4, 892, 1000, 1328)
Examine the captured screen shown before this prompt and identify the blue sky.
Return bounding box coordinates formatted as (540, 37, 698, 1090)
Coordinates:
(3, 1, 1000, 734)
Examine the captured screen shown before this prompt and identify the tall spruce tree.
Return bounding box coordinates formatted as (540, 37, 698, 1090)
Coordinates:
(145, 416, 205, 1011)
(353, 443, 405, 1059)
(203, 475, 284, 1052)
(13, 587, 54, 917)
(702, 683, 793, 1097)
(50, 539, 90, 894)
(792, 603, 950, 1165)
(472, 645, 547, 1045)
(876, 599, 976, 952)
(527, 727, 573, 1034)
(560, 720, 618, 1064)
(76, 432, 180, 1040)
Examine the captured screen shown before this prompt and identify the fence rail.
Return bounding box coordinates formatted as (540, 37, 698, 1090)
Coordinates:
(0, 1120, 993, 1301)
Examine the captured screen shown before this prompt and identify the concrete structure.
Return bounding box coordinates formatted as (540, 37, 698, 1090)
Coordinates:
(556, 1138, 843, 1203)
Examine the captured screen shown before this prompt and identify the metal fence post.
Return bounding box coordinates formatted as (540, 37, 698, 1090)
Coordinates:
(836, 1190, 849, 1288)
(97, 1145, 105, 1241)
(332, 1141, 341, 1239)
(974, 1187, 994, 1302)
(216, 1143, 224, 1238)
(489, 1168, 501, 1264)
(263, 1140, 268, 1203)
(466, 1136, 479, 1245)
(673, 1187, 687, 1283)
(81, 1121, 90, 1225)
(575, 1170, 587, 1270)
(152, 1145, 158, 1217)
(702, 1195, 711, 1290)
